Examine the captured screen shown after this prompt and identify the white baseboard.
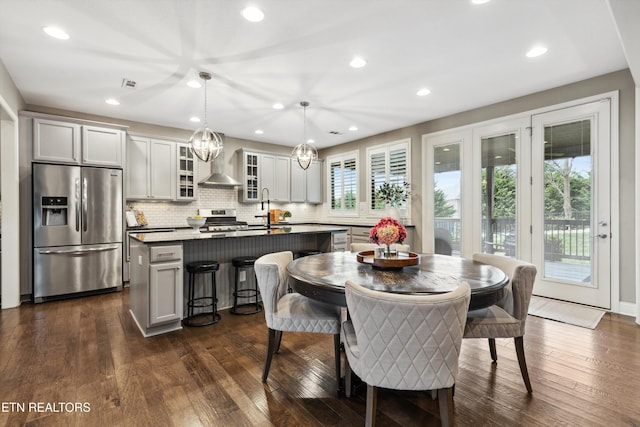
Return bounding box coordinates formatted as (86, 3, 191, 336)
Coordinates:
(616, 301, 637, 319)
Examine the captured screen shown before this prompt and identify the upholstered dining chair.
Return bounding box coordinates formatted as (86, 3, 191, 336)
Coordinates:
(342, 280, 470, 427)
(463, 253, 537, 393)
(254, 251, 342, 384)
(349, 242, 410, 252)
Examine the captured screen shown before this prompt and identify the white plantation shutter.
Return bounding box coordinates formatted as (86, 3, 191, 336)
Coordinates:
(390, 147, 407, 186)
(330, 161, 342, 209)
(328, 152, 358, 213)
(370, 151, 386, 210)
(343, 158, 357, 209)
(367, 139, 410, 212)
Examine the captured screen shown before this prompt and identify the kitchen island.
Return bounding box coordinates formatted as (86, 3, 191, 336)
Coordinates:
(128, 225, 348, 336)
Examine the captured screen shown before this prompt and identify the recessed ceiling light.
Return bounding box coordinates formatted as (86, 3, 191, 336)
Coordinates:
(187, 80, 201, 88)
(349, 126, 358, 132)
(42, 26, 69, 40)
(241, 6, 264, 22)
(272, 103, 284, 110)
(105, 98, 120, 106)
(307, 139, 315, 144)
(189, 116, 201, 123)
(349, 57, 367, 68)
(255, 129, 264, 135)
(471, 0, 491, 4)
(416, 88, 431, 96)
(526, 45, 548, 58)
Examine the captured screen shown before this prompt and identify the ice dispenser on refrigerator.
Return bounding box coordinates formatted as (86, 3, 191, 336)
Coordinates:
(40, 197, 69, 226)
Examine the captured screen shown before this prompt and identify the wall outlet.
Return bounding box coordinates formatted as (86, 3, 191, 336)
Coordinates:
(239, 270, 247, 282)
(138, 255, 142, 265)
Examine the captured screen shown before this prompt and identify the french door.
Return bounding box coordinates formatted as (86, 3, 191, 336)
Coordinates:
(531, 100, 611, 309)
(423, 97, 614, 310)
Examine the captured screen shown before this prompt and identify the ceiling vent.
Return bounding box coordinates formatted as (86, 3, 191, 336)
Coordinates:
(329, 130, 343, 135)
(121, 78, 137, 88)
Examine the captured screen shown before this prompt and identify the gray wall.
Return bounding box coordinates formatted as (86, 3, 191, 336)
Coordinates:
(13, 69, 638, 305)
(0, 60, 24, 113)
(320, 68, 636, 304)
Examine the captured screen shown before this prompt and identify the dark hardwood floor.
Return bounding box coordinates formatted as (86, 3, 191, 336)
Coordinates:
(1, 289, 640, 426)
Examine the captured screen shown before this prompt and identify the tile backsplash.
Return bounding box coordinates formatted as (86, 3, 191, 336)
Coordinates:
(128, 187, 321, 227)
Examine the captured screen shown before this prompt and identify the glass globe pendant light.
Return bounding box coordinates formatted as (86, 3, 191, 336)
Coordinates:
(291, 101, 318, 170)
(189, 71, 223, 162)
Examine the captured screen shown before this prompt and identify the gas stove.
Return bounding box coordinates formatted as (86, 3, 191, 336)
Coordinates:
(197, 208, 248, 232)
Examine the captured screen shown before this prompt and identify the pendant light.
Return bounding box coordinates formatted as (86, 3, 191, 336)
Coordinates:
(291, 101, 318, 170)
(189, 72, 223, 162)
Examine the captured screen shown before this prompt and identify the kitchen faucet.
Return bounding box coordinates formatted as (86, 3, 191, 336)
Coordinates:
(261, 187, 271, 230)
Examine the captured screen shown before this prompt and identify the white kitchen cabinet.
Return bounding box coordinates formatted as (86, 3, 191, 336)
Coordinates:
(262, 154, 290, 201)
(149, 259, 183, 326)
(129, 240, 183, 337)
(33, 118, 124, 167)
(176, 143, 197, 201)
(126, 135, 176, 201)
(81, 125, 124, 167)
(126, 136, 150, 199)
(306, 160, 323, 203)
(240, 150, 290, 202)
(290, 159, 323, 204)
(350, 226, 372, 244)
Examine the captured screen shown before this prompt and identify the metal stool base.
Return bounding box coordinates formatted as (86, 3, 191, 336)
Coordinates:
(231, 259, 262, 315)
(184, 261, 220, 327)
(183, 296, 221, 326)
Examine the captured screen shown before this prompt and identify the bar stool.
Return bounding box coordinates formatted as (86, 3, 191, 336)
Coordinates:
(231, 256, 262, 315)
(294, 249, 323, 259)
(183, 260, 221, 327)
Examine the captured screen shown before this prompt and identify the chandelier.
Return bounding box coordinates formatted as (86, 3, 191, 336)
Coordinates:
(189, 72, 223, 162)
(291, 101, 318, 170)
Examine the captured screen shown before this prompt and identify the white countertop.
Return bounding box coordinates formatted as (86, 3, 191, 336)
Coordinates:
(129, 225, 349, 243)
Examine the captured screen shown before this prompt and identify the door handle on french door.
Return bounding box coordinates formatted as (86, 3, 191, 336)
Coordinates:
(595, 233, 609, 239)
(75, 178, 80, 232)
(82, 177, 88, 232)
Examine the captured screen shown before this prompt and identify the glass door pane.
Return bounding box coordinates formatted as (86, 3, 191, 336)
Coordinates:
(433, 143, 460, 256)
(481, 133, 517, 257)
(542, 120, 592, 282)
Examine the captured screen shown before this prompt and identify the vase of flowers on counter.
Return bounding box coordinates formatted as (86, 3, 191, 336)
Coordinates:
(369, 217, 407, 258)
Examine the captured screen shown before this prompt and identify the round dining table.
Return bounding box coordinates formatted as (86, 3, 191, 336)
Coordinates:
(287, 252, 508, 311)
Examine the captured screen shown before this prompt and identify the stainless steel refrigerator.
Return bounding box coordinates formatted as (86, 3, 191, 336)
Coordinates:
(33, 163, 123, 301)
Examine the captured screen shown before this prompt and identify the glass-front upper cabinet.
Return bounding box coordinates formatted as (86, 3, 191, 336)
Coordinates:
(243, 151, 259, 201)
(176, 143, 196, 201)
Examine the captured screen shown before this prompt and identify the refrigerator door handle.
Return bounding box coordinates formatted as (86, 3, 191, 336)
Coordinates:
(38, 244, 120, 255)
(75, 178, 81, 232)
(82, 177, 88, 232)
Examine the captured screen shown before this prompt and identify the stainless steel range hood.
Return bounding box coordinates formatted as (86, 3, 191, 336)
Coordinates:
(198, 147, 241, 187)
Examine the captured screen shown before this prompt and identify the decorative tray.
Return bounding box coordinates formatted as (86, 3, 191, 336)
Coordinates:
(356, 250, 420, 270)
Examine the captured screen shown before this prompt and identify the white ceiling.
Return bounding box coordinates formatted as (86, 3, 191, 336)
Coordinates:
(0, 0, 631, 149)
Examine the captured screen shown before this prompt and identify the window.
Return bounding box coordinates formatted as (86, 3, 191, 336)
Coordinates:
(367, 139, 411, 213)
(327, 151, 358, 214)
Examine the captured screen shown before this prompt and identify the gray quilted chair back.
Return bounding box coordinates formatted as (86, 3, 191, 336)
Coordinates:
(344, 280, 470, 391)
(255, 251, 293, 329)
(472, 253, 537, 335)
